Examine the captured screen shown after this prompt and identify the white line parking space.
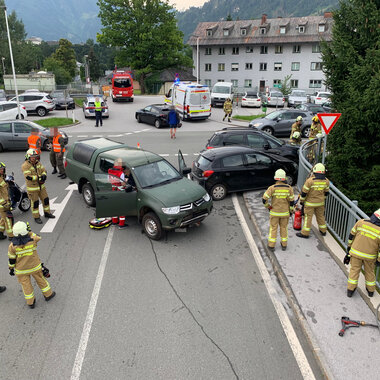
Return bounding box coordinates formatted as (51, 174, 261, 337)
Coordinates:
(232, 195, 316, 380)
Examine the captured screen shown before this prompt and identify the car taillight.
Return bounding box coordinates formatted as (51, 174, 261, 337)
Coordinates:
(242, 97, 246, 101)
(268, 97, 271, 101)
(44, 100, 52, 103)
(64, 159, 67, 168)
(206, 146, 214, 149)
(203, 170, 214, 178)
(258, 98, 261, 101)
(159, 114, 166, 117)
(186, 105, 190, 113)
(316, 97, 321, 100)
(22, 106, 26, 109)
(283, 98, 285, 102)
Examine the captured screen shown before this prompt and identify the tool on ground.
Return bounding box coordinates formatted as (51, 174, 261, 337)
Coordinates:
(339, 313, 379, 337)
(89, 217, 112, 229)
(42, 263, 50, 278)
(293, 195, 302, 230)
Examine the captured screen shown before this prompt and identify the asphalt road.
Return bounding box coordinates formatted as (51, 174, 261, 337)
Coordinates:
(0, 97, 323, 380)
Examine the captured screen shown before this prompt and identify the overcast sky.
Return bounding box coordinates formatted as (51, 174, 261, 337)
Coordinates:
(169, 0, 207, 11)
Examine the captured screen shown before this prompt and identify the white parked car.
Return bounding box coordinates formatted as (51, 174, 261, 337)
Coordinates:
(311, 91, 331, 105)
(241, 91, 261, 107)
(10, 91, 55, 117)
(288, 90, 308, 107)
(0, 101, 27, 120)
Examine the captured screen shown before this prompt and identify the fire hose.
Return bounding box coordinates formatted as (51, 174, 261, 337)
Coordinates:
(338, 303, 380, 337)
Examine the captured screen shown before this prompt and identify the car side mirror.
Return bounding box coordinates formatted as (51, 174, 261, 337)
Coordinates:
(182, 167, 192, 176)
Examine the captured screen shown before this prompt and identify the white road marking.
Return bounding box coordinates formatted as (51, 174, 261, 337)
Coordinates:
(133, 130, 142, 133)
(77, 135, 88, 138)
(67, 135, 73, 138)
(141, 128, 150, 132)
(107, 134, 123, 137)
(159, 154, 169, 157)
(40, 184, 77, 233)
(232, 195, 315, 380)
(71, 226, 115, 380)
(125, 132, 133, 135)
(93, 135, 103, 137)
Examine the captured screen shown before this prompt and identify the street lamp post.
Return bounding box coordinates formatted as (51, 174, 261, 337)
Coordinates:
(191, 35, 200, 84)
(1, 57, 5, 75)
(0, 5, 21, 118)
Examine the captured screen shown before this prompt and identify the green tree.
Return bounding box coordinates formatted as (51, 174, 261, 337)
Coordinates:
(321, 0, 380, 214)
(43, 57, 71, 85)
(97, 0, 192, 93)
(51, 39, 77, 78)
(226, 14, 233, 21)
(280, 74, 292, 97)
(88, 47, 102, 81)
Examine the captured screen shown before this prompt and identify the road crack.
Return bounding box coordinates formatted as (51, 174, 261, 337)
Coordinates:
(148, 238, 239, 379)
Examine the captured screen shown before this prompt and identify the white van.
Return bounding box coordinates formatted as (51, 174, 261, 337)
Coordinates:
(164, 82, 211, 121)
(211, 82, 234, 107)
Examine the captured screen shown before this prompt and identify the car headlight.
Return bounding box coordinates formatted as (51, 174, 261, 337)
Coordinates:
(162, 206, 180, 215)
(253, 123, 263, 127)
(203, 193, 210, 202)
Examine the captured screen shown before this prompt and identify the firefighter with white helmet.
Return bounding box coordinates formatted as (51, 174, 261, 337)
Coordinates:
(309, 115, 322, 140)
(8, 221, 55, 308)
(0, 162, 14, 240)
(290, 115, 303, 141)
(344, 208, 380, 298)
(262, 169, 295, 251)
(297, 163, 330, 239)
(289, 131, 302, 146)
(22, 149, 55, 224)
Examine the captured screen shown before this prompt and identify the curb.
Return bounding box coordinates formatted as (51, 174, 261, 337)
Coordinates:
(243, 193, 335, 380)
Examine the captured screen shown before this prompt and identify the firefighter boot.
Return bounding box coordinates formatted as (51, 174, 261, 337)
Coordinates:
(296, 232, 309, 239)
(0, 232, 6, 240)
(347, 289, 356, 298)
(44, 212, 56, 219)
(45, 291, 56, 302)
(29, 299, 36, 309)
(0, 286, 6, 293)
(52, 167, 57, 174)
(34, 218, 43, 224)
(367, 289, 374, 297)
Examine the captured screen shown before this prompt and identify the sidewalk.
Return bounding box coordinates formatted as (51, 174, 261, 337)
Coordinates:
(244, 190, 380, 380)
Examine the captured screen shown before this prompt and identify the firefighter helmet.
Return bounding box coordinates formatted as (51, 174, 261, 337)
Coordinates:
(13, 221, 29, 236)
(313, 163, 325, 173)
(292, 131, 300, 139)
(26, 149, 39, 159)
(0, 162, 5, 172)
(296, 116, 303, 122)
(274, 169, 286, 181)
(312, 115, 319, 123)
(374, 208, 380, 219)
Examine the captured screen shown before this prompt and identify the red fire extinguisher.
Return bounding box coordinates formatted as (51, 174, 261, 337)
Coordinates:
(293, 209, 302, 230)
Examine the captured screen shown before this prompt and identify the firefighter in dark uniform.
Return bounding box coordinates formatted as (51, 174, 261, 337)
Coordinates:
(22, 149, 55, 224)
(344, 208, 380, 297)
(53, 129, 66, 179)
(262, 169, 294, 251)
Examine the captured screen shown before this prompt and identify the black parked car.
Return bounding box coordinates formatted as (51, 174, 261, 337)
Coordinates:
(206, 127, 299, 162)
(191, 146, 298, 200)
(135, 104, 170, 128)
(51, 91, 75, 110)
(295, 103, 326, 115)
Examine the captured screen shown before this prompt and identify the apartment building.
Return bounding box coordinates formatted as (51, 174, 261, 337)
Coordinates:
(188, 13, 333, 93)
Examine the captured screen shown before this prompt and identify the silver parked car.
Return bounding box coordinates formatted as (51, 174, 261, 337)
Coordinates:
(83, 95, 109, 118)
(288, 90, 308, 107)
(263, 91, 285, 107)
(10, 91, 55, 117)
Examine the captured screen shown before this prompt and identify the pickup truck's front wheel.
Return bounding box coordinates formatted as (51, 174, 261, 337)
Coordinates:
(142, 212, 162, 240)
(82, 183, 96, 207)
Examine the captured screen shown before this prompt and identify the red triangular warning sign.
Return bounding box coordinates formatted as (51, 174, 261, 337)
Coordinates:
(317, 113, 341, 135)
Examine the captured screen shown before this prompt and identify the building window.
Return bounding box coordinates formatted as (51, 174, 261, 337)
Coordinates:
(275, 45, 283, 54)
(244, 79, 252, 88)
(206, 29, 213, 36)
(259, 62, 267, 71)
(231, 79, 238, 87)
(204, 79, 212, 87)
(318, 24, 325, 33)
(311, 62, 322, 71)
(223, 29, 229, 36)
(273, 79, 281, 86)
(246, 46, 253, 53)
(260, 46, 268, 54)
(231, 63, 239, 71)
(218, 63, 225, 71)
(298, 25, 305, 33)
(312, 44, 321, 53)
(219, 47, 225, 55)
(245, 63, 253, 70)
(290, 79, 298, 88)
(260, 27, 266, 35)
(205, 47, 212, 55)
(232, 47, 239, 55)
(217, 79, 225, 82)
(309, 80, 322, 88)
(291, 62, 300, 71)
(274, 62, 282, 71)
(205, 63, 212, 72)
(293, 45, 301, 53)
(280, 26, 286, 34)
(240, 28, 247, 36)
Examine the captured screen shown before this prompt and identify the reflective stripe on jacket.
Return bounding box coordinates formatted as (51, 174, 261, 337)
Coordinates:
(263, 182, 295, 217)
(300, 175, 329, 207)
(22, 160, 47, 193)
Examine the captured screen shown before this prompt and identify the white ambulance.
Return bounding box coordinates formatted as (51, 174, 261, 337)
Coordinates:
(164, 82, 211, 121)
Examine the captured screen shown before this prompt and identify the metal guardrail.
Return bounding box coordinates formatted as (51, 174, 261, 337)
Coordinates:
(297, 137, 380, 289)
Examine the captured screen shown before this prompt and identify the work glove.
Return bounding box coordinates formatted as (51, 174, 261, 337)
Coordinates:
(267, 205, 273, 211)
(40, 174, 47, 182)
(289, 207, 294, 215)
(9, 268, 14, 276)
(343, 255, 351, 265)
(376, 261, 380, 268)
(26, 176, 33, 181)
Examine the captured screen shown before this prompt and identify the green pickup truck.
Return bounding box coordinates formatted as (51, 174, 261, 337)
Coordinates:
(65, 138, 213, 240)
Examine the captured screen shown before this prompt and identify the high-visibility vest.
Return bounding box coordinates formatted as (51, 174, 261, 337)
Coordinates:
(95, 101, 102, 111)
(28, 135, 41, 154)
(108, 167, 123, 189)
(53, 135, 65, 153)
